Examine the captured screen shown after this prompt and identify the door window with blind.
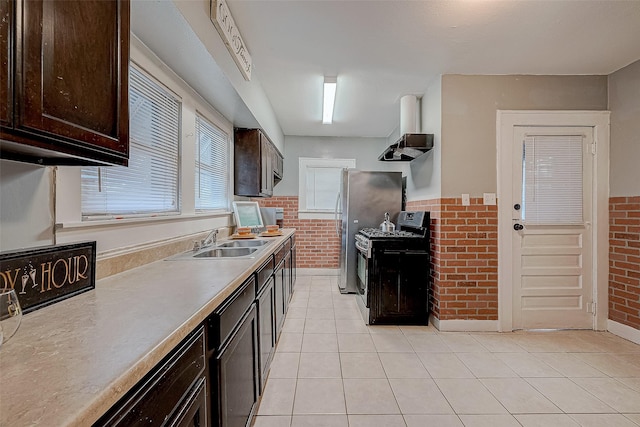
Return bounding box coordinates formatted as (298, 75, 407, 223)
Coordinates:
(195, 114, 230, 211)
(81, 66, 181, 218)
(521, 135, 584, 225)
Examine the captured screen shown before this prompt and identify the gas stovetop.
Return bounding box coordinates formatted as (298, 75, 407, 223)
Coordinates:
(358, 228, 423, 239)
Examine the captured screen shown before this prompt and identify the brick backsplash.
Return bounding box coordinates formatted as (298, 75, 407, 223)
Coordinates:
(609, 196, 640, 330)
(256, 197, 340, 269)
(407, 198, 498, 322)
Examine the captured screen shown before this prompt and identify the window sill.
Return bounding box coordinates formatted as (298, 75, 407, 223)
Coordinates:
(56, 211, 233, 231)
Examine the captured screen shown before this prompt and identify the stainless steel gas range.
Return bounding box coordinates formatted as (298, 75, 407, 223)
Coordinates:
(355, 211, 431, 325)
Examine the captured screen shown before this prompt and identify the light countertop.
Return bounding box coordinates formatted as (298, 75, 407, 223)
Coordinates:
(0, 230, 294, 427)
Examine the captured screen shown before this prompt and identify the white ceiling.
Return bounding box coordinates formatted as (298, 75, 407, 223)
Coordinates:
(133, 1, 640, 140)
(227, 0, 640, 138)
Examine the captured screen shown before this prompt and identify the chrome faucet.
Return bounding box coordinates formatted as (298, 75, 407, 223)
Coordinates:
(193, 229, 218, 251)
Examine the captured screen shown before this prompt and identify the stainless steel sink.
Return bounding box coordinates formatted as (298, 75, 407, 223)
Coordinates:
(166, 238, 275, 261)
(217, 240, 271, 248)
(193, 247, 257, 258)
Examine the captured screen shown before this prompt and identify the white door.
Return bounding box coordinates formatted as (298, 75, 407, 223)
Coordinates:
(511, 126, 594, 330)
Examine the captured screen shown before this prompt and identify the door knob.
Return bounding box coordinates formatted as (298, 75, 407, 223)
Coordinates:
(513, 223, 524, 231)
(514, 203, 521, 210)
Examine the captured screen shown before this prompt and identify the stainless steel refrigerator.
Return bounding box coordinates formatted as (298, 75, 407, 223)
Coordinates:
(336, 170, 403, 293)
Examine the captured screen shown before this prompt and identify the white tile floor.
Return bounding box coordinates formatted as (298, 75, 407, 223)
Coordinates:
(253, 275, 640, 427)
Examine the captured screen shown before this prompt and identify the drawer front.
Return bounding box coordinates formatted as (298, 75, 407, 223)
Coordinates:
(255, 256, 274, 295)
(168, 377, 207, 427)
(97, 327, 206, 427)
(256, 278, 275, 391)
(215, 305, 259, 427)
(210, 276, 256, 349)
(284, 239, 291, 253)
(274, 243, 286, 267)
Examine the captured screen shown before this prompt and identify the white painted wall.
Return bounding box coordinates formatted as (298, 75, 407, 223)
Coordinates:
(171, 0, 285, 152)
(609, 59, 640, 197)
(0, 160, 54, 251)
(54, 37, 235, 254)
(405, 77, 442, 201)
(440, 74, 608, 198)
(274, 136, 409, 197)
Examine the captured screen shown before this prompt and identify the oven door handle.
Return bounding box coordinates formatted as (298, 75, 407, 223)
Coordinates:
(382, 249, 429, 255)
(355, 241, 370, 258)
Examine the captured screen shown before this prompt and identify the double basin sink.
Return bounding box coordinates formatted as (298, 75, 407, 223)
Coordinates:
(168, 239, 272, 260)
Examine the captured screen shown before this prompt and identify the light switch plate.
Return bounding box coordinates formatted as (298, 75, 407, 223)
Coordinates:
(462, 193, 470, 206)
(483, 193, 496, 205)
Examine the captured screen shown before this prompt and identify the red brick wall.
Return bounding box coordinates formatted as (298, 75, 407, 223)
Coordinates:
(407, 198, 498, 321)
(256, 196, 340, 268)
(609, 196, 640, 330)
(258, 195, 499, 319)
(405, 199, 442, 319)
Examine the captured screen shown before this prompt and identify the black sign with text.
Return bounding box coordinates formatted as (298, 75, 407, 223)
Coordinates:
(0, 242, 96, 314)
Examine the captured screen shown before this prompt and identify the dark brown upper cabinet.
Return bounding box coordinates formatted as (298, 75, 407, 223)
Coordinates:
(234, 128, 284, 197)
(1, 0, 12, 129)
(0, 0, 130, 166)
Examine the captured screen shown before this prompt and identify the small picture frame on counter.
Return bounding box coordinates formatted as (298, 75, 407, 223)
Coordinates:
(232, 201, 265, 229)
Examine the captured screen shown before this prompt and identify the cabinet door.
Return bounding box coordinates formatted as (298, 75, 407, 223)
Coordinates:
(273, 261, 286, 338)
(257, 277, 275, 392)
(210, 276, 256, 350)
(284, 251, 292, 302)
(259, 134, 273, 196)
(215, 305, 259, 427)
(0, 0, 11, 127)
(291, 245, 297, 291)
(96, 328, 206, 427)
(169, 377, 208, 427)
(272, 148, 283, 180)
(16, 0, 129, 159)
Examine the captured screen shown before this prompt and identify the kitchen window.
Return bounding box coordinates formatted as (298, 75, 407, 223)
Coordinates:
(80, 65, 181, 218)
(195, 113, 230, 211)
(298, 157, 356, 219)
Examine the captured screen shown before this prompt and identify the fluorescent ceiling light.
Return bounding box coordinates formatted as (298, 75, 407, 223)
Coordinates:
(322, 76, 337, 124)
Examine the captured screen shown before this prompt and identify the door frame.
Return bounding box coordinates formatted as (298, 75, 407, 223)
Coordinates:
(496, 110, 610, 332)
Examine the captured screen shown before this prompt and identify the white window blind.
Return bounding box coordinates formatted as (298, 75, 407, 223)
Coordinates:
(81, 66, 181, 218)
(305, 166, 343, 210)
(522, 135, 584, 225)
(298, 157, 356, 216)
(195, 114, 230, 211)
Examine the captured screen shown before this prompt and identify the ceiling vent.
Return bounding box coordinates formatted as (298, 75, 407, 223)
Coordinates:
(379, 95, 434, 161)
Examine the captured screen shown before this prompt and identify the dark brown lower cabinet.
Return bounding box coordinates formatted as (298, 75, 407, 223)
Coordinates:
(273, 260, 286, 338)
(213, 305, 259, 427)
(370, 249, 430, 324)
(94, 327, 207, 427)
(284, 251, 292, 302)
(98, 234, 296, 427)
(170, 377, 207, 427)
(256, 277, 275, 392)
(291, 244, 296, 292)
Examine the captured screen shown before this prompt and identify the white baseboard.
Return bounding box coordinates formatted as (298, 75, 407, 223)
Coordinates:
(607, 319, 640, 345)
(430, 315, 440, 330)
(431, 317, 499, 332)
(297, 268, 339, 276)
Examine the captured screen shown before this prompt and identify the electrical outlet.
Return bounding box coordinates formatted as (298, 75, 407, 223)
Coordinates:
(483, 193, 496, 205)
(461, 193, 470, 206)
